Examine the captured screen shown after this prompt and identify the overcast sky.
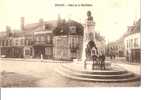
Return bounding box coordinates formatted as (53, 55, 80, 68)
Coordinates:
(0, 0, 140, 42)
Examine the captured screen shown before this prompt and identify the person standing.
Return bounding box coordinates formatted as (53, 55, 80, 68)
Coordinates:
(100, 53, 105, 70)
(91, 47, 98, 70)
(84, 59, 87, 70)
(41, 53, 43, 62)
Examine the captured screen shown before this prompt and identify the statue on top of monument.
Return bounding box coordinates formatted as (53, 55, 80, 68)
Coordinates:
(87, 11, 93, 20)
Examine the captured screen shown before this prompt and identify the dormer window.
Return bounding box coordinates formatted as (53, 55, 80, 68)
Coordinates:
(44, 24, 50, 30)
(69, 26, 76, 34)
(60, 29, 63, 33)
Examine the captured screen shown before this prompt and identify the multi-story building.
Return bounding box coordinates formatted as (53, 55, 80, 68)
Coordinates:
(0, 31, 33, 58)
(124, 19, 140, 63)
(53, 20, 84, 60)
(107, 37, 125, 58)
(0, 17, 84, 60)
(33, 31, 53, 59)
(0, 18, 55, 59)
(0, 13, 105, 61)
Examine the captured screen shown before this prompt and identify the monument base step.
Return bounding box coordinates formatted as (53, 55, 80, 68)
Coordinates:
(55, 63, 140, 82)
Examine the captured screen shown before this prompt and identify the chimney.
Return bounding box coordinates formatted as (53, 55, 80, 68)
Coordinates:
(39, 18, 44, 30)
(21, 17, 25, 31)
(6, 26, 11, 36)
(57, 14, 61, 25)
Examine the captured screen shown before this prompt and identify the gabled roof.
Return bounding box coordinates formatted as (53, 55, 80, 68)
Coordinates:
(127, 19, 141, 34)
(53, 20, 84, 36)
(23, 20, 58, 35)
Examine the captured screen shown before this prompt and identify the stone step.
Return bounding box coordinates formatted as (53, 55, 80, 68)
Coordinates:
(61, 64, 127, 75)
(58, 65, 135, 79)
(55, 65, 140, 82)
(60, 68, 134, 79)
(56, 67, 140, 82)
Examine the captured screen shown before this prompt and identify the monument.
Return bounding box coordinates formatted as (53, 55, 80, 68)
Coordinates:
(82, 11, 103, 70)
(82, 11, 96, 62)
(56, 11, 140, 82)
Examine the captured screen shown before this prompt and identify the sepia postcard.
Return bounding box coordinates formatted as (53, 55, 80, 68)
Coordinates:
(0, 0, 140, 87)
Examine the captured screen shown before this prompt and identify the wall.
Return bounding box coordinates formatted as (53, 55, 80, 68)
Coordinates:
(124, 33, 140, 63)
(53, 36, 71, 60)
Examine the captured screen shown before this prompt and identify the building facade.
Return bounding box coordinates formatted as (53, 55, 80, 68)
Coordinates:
(0, 13, 105, 61)
(53, 20, 84, 60)
(107, 38, 125, 58)
(124, 33, 140, 63)
(124, 19, 140, 63)
(33, 31, 53, 59)
(0, 17, 84, 61)
(0, 33, 33, 58)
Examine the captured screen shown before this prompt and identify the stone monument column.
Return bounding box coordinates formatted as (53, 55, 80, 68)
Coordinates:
(82, 11, 96, 62)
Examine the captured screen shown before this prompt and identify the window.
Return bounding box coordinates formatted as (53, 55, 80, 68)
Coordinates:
(136, 38, 139, 47)
(134, 38, 138, 48)
(2, 40, 4, 46)
(128, 40, 131, 48)
(0, 40, 1, 46)
(8, 40, 11, 46)
(5, 40, 7, 46)
(3, 40, 5, 46)
(15, 40, 18, 46)
(0, 40, 2, 46)
(40, 36, 45, 41)
(45, 47, 52, 56)
(69, 26, 76, 34)
(25, 39, 29, 45)
(7, 40, 9, 46)
(131, 39, 133, 48)
(29, 40, 32, 45)
(126, 40, 128, 48)
(20, 39, 23, 45)
(28, 40, 30, 45)
(45, 24, 50, 30)
(47, 36, 51, 43)
(36, 36, 40, 42)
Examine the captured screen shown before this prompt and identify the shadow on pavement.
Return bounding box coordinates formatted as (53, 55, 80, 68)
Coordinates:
(0, 71, 40, 87)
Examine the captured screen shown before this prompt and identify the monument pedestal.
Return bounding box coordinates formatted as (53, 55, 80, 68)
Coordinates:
(55, 62, 140, 82)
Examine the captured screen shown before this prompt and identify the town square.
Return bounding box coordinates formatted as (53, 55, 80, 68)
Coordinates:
(0, 0, 140, 87)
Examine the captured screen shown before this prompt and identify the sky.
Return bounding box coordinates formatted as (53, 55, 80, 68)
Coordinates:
(0, 0, 140, 42)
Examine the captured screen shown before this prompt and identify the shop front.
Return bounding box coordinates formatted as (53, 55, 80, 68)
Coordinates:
(33, 45, 53, 59)
(23, 46, 34, 58)
(1, 47, 24, 58)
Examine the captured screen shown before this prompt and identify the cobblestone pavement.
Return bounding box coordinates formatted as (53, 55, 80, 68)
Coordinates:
(109, 57, 140, 75)
(0, 59, 140, 87)
(112, 63, 140, 75)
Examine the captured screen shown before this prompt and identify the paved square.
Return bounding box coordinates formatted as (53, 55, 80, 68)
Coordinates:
(0, 59, 140, 87)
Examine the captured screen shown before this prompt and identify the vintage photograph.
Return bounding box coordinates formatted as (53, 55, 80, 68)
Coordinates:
(0, 0, 140, 87)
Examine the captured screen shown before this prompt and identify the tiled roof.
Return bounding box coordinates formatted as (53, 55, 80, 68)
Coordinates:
(128, 19, 141, 34)
(23, 20, 58, 34)
(0, 31, 7, 38)
(53, 20, 84, 36)
(0, 19, 83, 38)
